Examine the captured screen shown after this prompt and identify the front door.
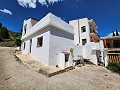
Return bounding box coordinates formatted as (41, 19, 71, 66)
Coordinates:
(65, 53, 70, 67)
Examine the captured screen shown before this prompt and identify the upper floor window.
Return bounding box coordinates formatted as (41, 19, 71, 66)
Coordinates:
(37, 36, 43, 47)
(24, 24, 27, 35)
(81, 26, 86, 33)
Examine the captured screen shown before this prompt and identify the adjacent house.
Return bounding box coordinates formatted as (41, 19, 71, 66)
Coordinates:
(69, 18, 100, 46)
(69, 18, 108, 66)
(21, 13, 108, 68)
(101, 31, 120, 48)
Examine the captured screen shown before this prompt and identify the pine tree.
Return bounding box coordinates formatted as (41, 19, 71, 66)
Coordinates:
(116, 29, 119, 36)
(0, 23, 2, 28)
(113, 31, 115, 36)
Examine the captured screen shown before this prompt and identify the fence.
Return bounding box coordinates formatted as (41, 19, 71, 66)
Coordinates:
(107, 53, 120, 63)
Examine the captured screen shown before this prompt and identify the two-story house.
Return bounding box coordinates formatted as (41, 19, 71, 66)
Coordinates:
(21, 13, 82, 69)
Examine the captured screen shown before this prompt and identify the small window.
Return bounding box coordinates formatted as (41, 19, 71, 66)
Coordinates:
(81, 26, 86, 33)
(37, 36, 43, 47)
(24, 25, 27, 35)
(82, 39, 87, 45)
(23, 42, 26, 50)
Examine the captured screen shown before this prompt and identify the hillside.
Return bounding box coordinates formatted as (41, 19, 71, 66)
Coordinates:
(0, 23, 21, 47)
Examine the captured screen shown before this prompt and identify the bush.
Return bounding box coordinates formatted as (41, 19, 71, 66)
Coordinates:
(106, 61, 120, 74)
(13, 35, 21, 46)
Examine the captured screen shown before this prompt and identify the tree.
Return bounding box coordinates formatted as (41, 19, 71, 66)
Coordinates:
(0, 27, 9, 39)
(113, 31, 115, 36)
(0, 23, 2, 28)
(14, 35, 21, 46)
(116, 29, 119, 36)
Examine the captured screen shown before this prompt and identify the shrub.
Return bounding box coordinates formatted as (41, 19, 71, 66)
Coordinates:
(13, 35, 21, 46)
(106, 61, 120, 74)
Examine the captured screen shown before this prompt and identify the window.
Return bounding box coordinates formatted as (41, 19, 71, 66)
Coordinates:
(24, 24, 27, 35)
(23, 42, 26, 50)
(82, 39, 87, 45)
(81, 26, 86, 33)
(37, 36, 43, 47)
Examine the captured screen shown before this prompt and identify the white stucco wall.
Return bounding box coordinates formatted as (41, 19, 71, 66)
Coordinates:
(69, 18, 91, 45)
(83, 42, 100, 65)
(49, 27, 82, 68)
(21, 28, 50, 66)
(49, 27, 74, 67)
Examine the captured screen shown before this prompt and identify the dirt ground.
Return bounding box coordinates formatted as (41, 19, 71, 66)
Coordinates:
(0, 47, 120, 90)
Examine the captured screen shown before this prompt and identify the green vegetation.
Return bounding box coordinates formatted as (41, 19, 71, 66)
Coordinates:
(0, 27, 9, 39)
(106, 61, 120, 74)
(13, 35, 21, 46)
(0, 22, 21, 47)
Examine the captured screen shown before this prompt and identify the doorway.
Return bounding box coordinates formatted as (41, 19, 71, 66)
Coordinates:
(30, 39, 32, 53)
(65, 53, 70, 67)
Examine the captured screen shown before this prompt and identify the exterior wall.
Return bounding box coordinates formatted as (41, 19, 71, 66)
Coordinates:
(49, 27, 82, 68)
(21, 28, 50, 66)
(22, 19, 37, 36)
(69, 20, 80, 45)
(83, 42, 98, 65)
(69, 18, 91, 45)
(83, 41, 107, 65)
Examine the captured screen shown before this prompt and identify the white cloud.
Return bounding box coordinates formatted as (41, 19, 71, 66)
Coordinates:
(17, 0, 37, 8)
(17, 0, 64, 8)
(47, 0, 63, 5)
(0, 9, 12, 15)
(38, 0, 47, 6)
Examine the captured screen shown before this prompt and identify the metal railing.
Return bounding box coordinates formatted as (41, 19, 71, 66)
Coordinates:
(107, 53, 120, 63)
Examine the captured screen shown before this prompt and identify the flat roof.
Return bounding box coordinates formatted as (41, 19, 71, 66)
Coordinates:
(22, 13, 73, 40)
(100, 36, 120, 40)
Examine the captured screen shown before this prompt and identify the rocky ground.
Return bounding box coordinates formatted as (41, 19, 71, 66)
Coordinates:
(0, 47, 120, 90)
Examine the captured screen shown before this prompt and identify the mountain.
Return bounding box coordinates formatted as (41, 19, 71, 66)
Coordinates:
(0, 27, 21, 47)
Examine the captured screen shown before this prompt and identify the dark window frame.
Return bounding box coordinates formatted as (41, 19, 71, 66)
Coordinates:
(81, 26, 86, 33)
(37, 36, 43, 47)
(24, 24, 27, 35)
(23, 42, 26, 50)
(82, 39, 87, 45)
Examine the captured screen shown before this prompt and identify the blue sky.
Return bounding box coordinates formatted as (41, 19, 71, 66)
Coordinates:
(0, 0, 120, 37)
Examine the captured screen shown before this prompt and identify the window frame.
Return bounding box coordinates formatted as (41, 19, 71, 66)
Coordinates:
(24, 24, 27, 35)
(23, 42, 26, 50)
(81, 26, 86, 33)
(82, 39, 87, 45)
(37, 36, 43, 47)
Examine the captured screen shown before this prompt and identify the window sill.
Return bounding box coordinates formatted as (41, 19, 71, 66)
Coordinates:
(36, 46, 42, 47)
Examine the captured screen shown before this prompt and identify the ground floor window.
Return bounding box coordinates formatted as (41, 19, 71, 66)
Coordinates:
(37, 36, 43, 47)
(82, 39, 87, 45)
(23, 42, 26, 50)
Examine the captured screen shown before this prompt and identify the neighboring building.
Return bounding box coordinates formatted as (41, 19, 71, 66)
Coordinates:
(101, 31, 120, 48)
(21, 13, 108, 68)
(69, 18, 100, 46)
(69, 18, 107, 66)
(21, 13, 82, 69)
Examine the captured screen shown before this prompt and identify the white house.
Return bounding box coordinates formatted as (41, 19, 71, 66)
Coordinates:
(21, 13, 82, 69)
(69, 18, 108, 66)
(21, 13, 108, 68)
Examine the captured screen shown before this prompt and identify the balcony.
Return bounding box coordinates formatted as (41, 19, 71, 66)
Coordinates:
(90, 29, 100, 42)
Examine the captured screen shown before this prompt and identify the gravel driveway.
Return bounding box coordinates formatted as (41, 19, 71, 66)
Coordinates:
(0, 47, 120, 90)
